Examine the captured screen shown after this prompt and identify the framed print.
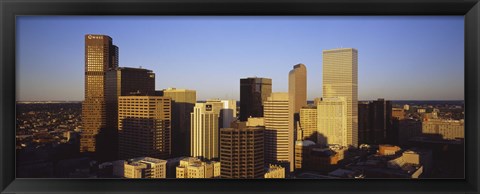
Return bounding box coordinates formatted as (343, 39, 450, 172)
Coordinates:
(1, 0, 479, 193)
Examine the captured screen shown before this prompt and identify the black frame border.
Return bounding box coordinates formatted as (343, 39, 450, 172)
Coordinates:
(1, 0, 479, 193)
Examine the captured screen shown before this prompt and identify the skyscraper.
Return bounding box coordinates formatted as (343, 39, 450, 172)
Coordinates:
(81, 34, 118, 153)
(220, 120, 264, 178)
(240, 77, 272, 121)
(190, 100, 224, 160)
(322, 48, 358, 148)
(162, 88, 197, 157)
(100, 67, 155, 161)
(317, 97, 348, 146)
(264, 92, 291, 170)
(288, 64, 307, 171)
(358, 99, 393, 145)
(118, 96, 171, 159)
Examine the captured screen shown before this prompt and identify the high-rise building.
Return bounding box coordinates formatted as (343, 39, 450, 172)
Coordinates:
(175, 157, 221, 178)
(118, 96, 171, 159)
(190, 100, 224, 160)
(162, 88, 197, 157)
(99, 67, 155, 161)
(123, 157, 167, 178)
(264, 92, 291, 168)
(299, 105, 317, 142)
(288, 63, 307, 171)
(358, 102, 371, 145)
(322, 48, 358, 147)
(371, 99, 392, 144)
(240, 77, 272, 121)
(81, 34, 118, 153)
(357, 99, 393, 145)
(219, 120, 264, 179)
(317, 97, 348, 147)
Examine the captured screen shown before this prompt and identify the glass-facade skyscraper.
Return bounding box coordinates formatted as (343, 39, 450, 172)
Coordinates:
(80, 34, 118, 153)
(239, 77, 272, 121)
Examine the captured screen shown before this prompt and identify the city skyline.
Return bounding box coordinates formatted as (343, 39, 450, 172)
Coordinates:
(17, 16, 464, 101)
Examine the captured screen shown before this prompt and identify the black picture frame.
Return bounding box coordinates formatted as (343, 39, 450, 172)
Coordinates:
(1, 0, 479, 193)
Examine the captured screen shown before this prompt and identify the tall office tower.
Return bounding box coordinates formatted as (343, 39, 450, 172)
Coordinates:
(299, 105, 317, 142)
(100, 67, 155, 161)
(264, 92, 291, 170)
(317, 97, 348, 147)
(371, 99, 392, 144)
(288, 64, 307, 171)
(190, 100, 224, 160)
(123, 157, 167, 178)
(358, 102, 371, 145)
(118, 96, 171, 159)
(358, 99, 393, 145)
(240, 77, 272, 121)
(81, 34, 118, 153)
(322, 48, 358, 147)
(162, 88, 197, 157)
(219, 120, 264, 178)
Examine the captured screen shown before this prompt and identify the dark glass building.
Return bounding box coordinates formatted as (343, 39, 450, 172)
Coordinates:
(358, 99, 393, 145)
(239, 77, 272, 121)
(80, 34, 118, 154)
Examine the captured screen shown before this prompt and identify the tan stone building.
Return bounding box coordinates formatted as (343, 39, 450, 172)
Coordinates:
(288, 63, 307, 172)
(124, 157, 167, 178)
(190, 100, 224, 160)
(317, 97, 348, 147)
(422, 119, 464, 140)
(299, 105, 317, 141)
(118, 96, 171, 159)
(175, 157, 221, 178)
(162, 88, 196, 157)
(264, 93, 290, 167)
(322, 48, 358, 147)
(219, 120, 264, 178)
(264, 164, 286, 178)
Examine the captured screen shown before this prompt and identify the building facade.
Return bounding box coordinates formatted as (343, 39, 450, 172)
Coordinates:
(263, 92, 291, 168)
(288, 64, 307, 172)
(240, 77, 272, 121)
(123, 157, 167, 178)
(322, 48, 358, 147)
(162, 88, 197, 157)
(264, 164, 286, 178)
(299, 105, 317, 142)
(317, 97, 348, 147)
(219, 122, 264, 178)
(175, 157, 221, 178)
(81, 34, 118, 153)
(101, 67, 155, 161)
(118, 96, 171, 159)
(190, 100, 224, 160)
(421, 119, 464, 140)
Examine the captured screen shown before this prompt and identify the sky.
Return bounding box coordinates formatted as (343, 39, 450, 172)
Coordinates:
(16, 16, 464, 101)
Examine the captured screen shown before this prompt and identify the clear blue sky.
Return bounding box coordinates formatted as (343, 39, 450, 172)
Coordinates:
(16, 16, 464, 101)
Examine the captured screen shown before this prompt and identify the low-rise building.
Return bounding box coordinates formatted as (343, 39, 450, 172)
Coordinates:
(176, 157, 220, 178)
(264, 164, 285, 178)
